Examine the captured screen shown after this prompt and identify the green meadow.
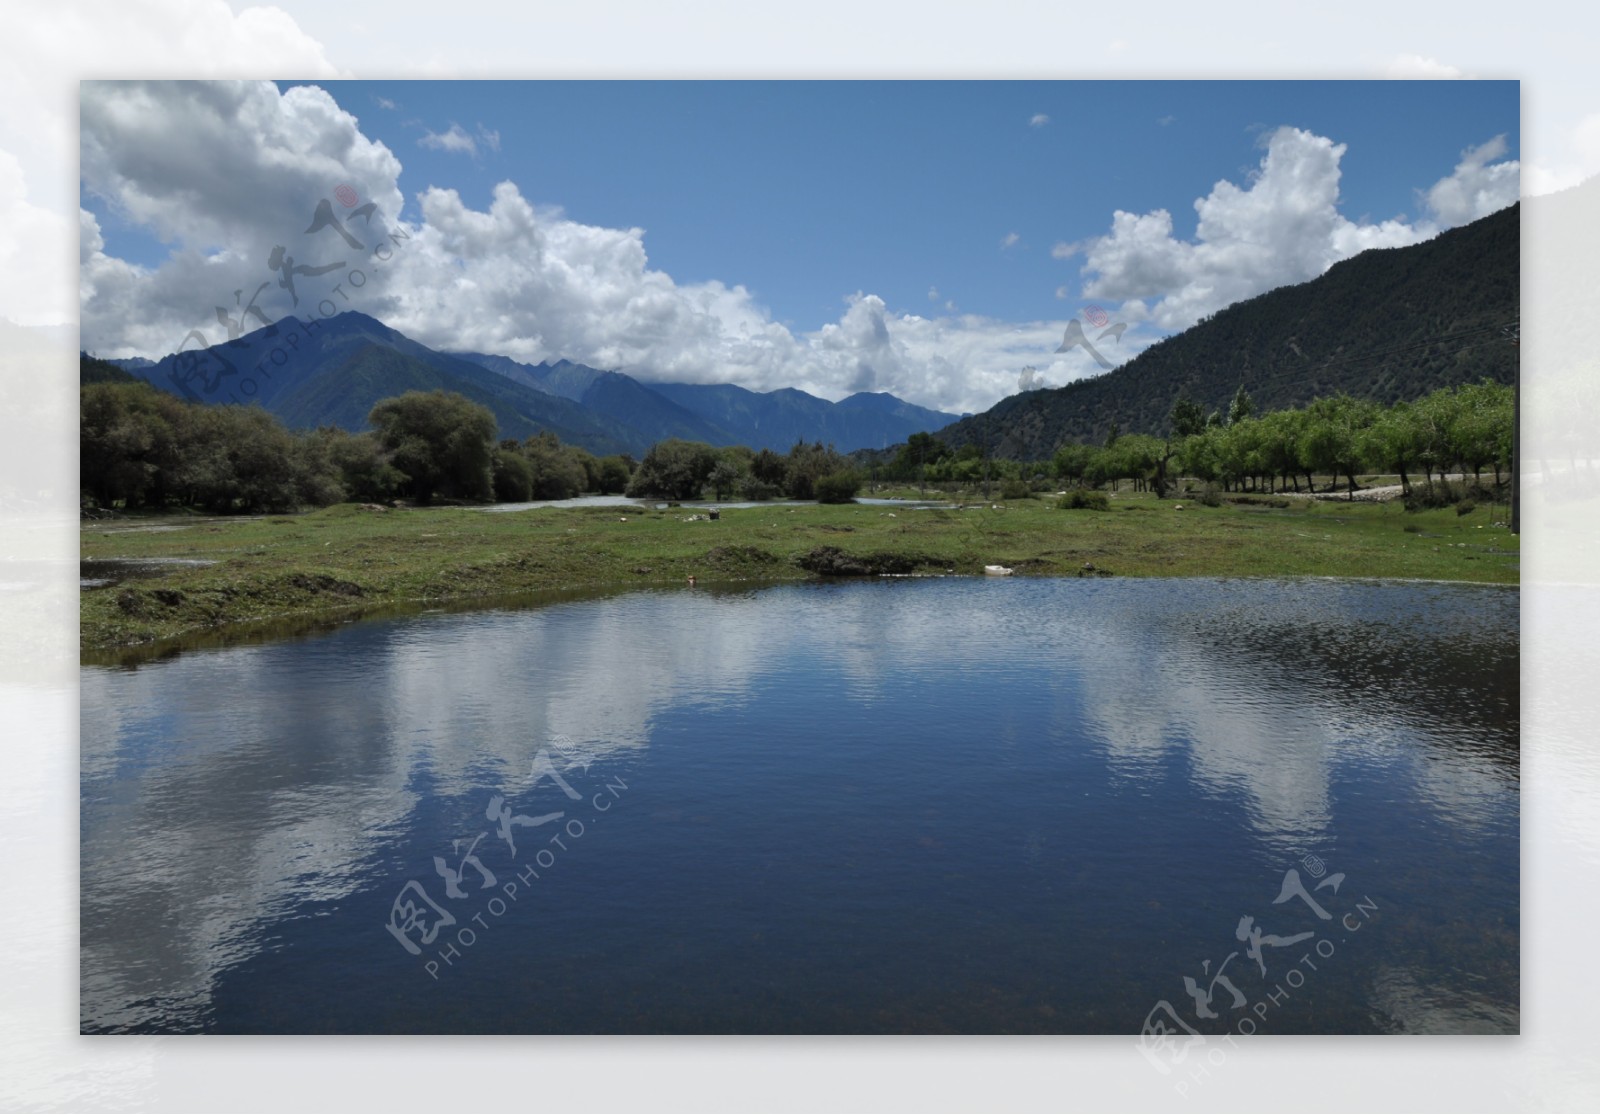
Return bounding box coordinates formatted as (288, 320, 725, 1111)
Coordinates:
(81, 487, 1519, 658)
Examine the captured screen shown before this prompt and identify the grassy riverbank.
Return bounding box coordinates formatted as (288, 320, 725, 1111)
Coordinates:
(80, 490, 1519, 656)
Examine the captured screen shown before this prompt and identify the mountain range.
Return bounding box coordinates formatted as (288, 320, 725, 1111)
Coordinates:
(98, 199, 1516, 465)
(926, 201, 1520, 461)
(106, 313, 961, 456)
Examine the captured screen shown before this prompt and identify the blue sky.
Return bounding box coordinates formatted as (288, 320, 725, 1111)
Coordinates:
(296, 80, 1518, 325)
(80, 79, 1520, 413)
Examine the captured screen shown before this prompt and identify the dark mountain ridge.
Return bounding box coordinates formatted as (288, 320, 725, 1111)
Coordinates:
(113, 312, 640, 453)
(931, 202, 1520, 460)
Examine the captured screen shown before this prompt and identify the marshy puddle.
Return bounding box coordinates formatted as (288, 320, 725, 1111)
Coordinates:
(80, 557, 217, 589)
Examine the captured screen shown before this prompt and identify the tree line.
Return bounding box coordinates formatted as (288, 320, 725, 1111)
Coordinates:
(1056, 381, 1513, 497)
(876, 380, 1512, 498)
(623, 438, 860, 503)
(80, 379, 630, 513)
(1172, 381, 1511, 495)
(82, 366, 1511, 514)
(80, 373, 866, 513)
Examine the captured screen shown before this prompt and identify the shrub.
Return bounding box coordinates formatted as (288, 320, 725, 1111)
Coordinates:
(813, 470, 863, 504)
(625, 439, 719, 501)
(739, 477, 782, 501)
(491, 447, 534, 502)
(1058, 489, 1110, 511)
(1198, 484, 1223, 508)
(1455, 498, 1478, 516)
(1404, 479, 1459, 512)
(1405, 479, 1500, 512)
(1000, 478, 1033, 501)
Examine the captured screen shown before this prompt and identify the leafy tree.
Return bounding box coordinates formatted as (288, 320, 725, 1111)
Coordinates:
(80, 381, 188, 509)
(1257, 409, 1308, 492)
(595, 455, 633, 494)
(707, 458, 746, 501)
(368, 390, 496, 503)
(1412, 387, 1458, 485)
(326, 428, 404, 503)
(175, 404, 303, 513)
(1169, 393, 1208, 439)
(750, 448, 788, 488)
(1224, 417, 1271, 491)
(566, 446, 602, 494)
(813, 470, 863, 504)
(1360, 402, 1427, 492)
(720, 444, 756, 472)
(1178, 426, 1224, 486)
(1103, 433, 1162, 492)
(1052, 442, 1098, 487)
(1300, 394, 1378, 497)
(290, 427, 349, 507)
(520, 431, 589, 500)
(1227, 385, 1256, 426)
(1153, 393, 1209, 496)
(784, 440, 848, 500)
(492, 442, 535, 502)
(893, 431, 950, 476)
(1450, 379, 1513, 484)
(626, 438, 719, 500)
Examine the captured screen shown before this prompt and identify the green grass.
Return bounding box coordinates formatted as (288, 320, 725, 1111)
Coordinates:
(80, 489, 1518, 657)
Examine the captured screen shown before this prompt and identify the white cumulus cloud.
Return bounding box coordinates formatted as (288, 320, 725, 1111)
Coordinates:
(1074, 125, 1515, 332)
(78, 86, 1520, 418)
(81, 81, 404, 254)
(79, 80, 1146, 415)
(419, 123, 482, 155)
(1029, 113, 1050, 128)
(1424, 135, 1521, 225)
(2, 1, 338, 328)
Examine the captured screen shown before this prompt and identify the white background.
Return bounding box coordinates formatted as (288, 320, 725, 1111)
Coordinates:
(2, 2, 1596, 1111)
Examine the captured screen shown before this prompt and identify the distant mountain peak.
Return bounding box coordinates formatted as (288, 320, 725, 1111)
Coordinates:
(117, 308, 964, 457)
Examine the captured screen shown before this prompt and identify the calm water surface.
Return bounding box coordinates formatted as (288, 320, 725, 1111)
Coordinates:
(79, 577, 1518, 1034)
